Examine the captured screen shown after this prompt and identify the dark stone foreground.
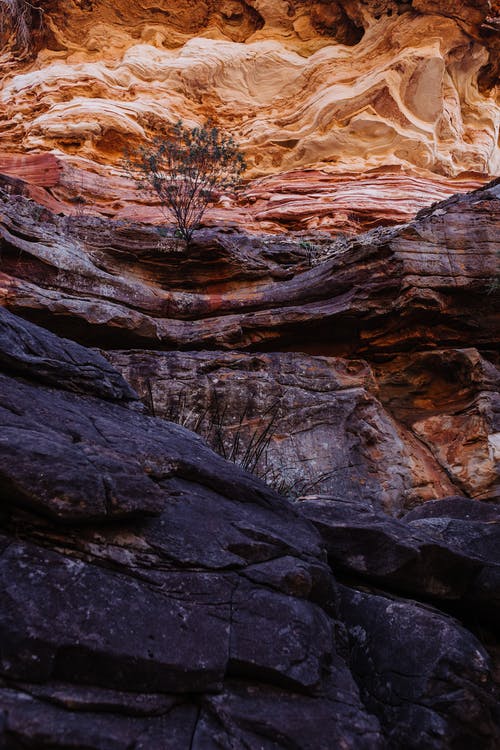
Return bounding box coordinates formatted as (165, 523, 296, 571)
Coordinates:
(0, 307, 499, 749)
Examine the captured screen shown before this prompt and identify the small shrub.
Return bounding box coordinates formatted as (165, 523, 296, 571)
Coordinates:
(125, 121, 246, 244)
(147, 383, 334, 499)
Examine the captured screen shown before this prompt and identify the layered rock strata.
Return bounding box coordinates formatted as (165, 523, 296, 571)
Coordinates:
(0, 0, 498, 229)
(0, 177, 498, 354)
(0, 307, 499, 749)
(1, 177, 498, 511)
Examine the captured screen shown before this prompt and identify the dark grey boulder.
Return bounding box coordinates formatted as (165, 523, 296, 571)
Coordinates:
(194, 681, 383, 750)
(297, 496, 500, 625)
(0, 306, 137, 403)
(338, 585, 500, 750)
(403, 497, 500, 523)
(0, 686, 198, 750)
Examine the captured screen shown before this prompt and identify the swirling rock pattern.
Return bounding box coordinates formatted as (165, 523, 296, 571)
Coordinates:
(0, 0, 498, 230)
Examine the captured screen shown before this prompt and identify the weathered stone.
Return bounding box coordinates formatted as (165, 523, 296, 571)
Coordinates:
(107, 349, 460, 512)
(0, 374, 165, 521)
(0, 1, 497, 231)
(228, 581, 334, 692)
(0, 305, 137, 403)
(0, 539, 231, 692)
(0, 687, 198, 750)
(298, 496, 500, 622)
(403, 497, 500, 523)
(194, 680, 383, 750)
(108, 343, 500, 510)
(376, 349, 500, 500)
(0, 1, 498, 744)
(1, 325, 322, 522)
(1, 181, 498, 355)
(4, 680, 179, 716)
(0, 309, 499, 749)
(338, 585, 500, 749)
(0, 311, 379, 748)
(139, 476, 326, 573)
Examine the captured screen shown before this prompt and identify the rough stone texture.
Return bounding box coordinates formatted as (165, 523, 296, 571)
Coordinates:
(0, 1, 498, 231)
(338, 584, 500, 750)
(0, 310, 499, 749)
(375, 348, 500, 500)
(107, 341, 500, 508)
(0, 305, 136, 402)
(0, 310, 383, 748)
(1, 179, 498, 355)
(1, 179, 498, 511)
(0, 1, 498, 744)
(297, 496, 500, 622)
(107, 348, 458, 512)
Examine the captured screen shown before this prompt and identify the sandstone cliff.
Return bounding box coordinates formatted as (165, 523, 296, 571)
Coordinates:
(0, 0, 499, 231)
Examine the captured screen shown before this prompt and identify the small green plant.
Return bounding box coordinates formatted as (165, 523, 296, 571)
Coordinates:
(125, 121, 246, 245)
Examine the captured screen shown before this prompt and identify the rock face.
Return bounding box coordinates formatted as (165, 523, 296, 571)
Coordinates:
(1, 307, 499, 749)
(0, 0, 498, 231)
(299, 495, 500, 615)
(106, 348, 459, 512)
(0, 1, 498, 745)
(1, 177, 498, 511)
(1, 177, 498, 354)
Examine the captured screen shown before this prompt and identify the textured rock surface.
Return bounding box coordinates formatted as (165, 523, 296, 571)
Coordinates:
(0, 1, 499, 744)
(1, 178, 498, 510)
(106, 348, 458, 511)
(0, 1, 498, 231)
(375, 348, 500, 500)
(1, 178, 498, 354)
(1, 309, 499, 749)
(298, 495, 500, 620)
(338, 584, 500, 750)
(0, 309, 375, 748)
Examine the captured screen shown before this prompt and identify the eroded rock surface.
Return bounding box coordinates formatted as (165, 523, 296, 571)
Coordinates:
(1, 178, 498, 355)
(106, 348, 459, 512)
(0, 1, 498, 231)
(338, 584, 500, 750)
(1, 178, 498, 511)
(0, 1, 498, 745)
(298, 495, 500, 620)
(0, 309, 499, 748)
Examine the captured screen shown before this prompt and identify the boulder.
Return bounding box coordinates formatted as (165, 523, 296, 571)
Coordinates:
(338, 584, 500, 749)
(298, 496, 500, 624)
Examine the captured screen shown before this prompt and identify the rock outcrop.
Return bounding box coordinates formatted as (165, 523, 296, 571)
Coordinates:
(1, 177, 498, 353)
(1, 177, 498, 511)
(0, 1, 498, 230)
(106, 348, 461, 512)
(0, 307, 499, 749)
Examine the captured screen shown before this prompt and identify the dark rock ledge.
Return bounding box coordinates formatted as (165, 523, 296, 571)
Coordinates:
(0, 308, 499, 749)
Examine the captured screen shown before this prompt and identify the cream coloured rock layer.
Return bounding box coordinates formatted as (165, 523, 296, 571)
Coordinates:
(0, 1, 498, 227)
